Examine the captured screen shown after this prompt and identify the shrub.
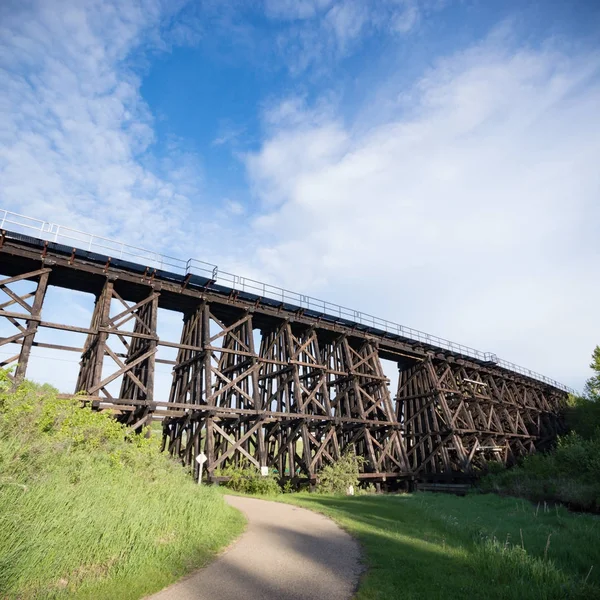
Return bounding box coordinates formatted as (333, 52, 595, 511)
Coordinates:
(315, 450, 365, 494)
(565, 395, 600, 440)
(480, 430, 600, 512)
(215, 461, 281, 495)
(282, 479, 295, 494)
(484, 461, 507, 475)
(357, 482, 377, 495)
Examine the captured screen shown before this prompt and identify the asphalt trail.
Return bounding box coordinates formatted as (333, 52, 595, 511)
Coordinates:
(148, 495, 362, 600)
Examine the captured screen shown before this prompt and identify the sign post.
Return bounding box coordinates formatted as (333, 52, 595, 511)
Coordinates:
(195, 452, 207, 485)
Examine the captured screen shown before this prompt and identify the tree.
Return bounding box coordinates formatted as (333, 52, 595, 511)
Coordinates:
(583, 345, 600, 401)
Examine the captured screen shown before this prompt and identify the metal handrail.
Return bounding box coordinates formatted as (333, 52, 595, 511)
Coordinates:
(0, 208, 575, 393)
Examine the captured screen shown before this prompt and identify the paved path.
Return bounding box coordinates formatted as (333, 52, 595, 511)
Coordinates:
(148, 495, 362, 600)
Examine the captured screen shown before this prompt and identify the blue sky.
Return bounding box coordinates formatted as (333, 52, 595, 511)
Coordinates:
(139, 0, 600, 211)
(1, 0, 599, 393)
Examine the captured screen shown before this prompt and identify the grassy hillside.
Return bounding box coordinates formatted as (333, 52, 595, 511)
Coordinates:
(0, 372, 244, 599)
(282, 492, 600, 600)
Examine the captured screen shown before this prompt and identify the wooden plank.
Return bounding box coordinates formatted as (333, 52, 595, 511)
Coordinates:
(0, 285, 33, 313)
(87, 348, 156, 395)
(15, 269, 49, 382)
(0, 268, 51, 287)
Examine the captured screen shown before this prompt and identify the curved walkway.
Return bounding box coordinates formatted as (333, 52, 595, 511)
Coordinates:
(148, 495, 362, 600)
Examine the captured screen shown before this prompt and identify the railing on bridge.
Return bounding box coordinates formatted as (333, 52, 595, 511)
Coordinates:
(0, 208, 575, 394)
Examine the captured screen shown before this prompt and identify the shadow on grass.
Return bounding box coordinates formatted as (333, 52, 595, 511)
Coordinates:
(281, 494, 597, 600)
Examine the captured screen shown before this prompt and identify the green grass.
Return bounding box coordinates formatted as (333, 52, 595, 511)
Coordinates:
(0, 375, 245, 599)
(280, 492, 600, 600)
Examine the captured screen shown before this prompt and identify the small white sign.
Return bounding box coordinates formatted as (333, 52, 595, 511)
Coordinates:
(260, 466, 269, 477)
(196, 452, 207, 465)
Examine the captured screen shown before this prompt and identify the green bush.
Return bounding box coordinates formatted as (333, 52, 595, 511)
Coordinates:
(484, 461, 507, 475)
(215, 461, 281, 495)
(282, 479, 296, 494)
(565, 395, 600, 440)
(315, 450, 365, 494)
(480, 430, 600, 512)
(582, 345, 600, 402)
(356, 482, 377, 495)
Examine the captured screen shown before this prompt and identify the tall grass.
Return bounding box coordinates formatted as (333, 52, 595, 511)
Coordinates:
(0, 373, 244, 599)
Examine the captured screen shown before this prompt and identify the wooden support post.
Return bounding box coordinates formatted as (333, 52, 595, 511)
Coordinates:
(75, 279, 113, 398)
(202, 303, 214, 480)
(119, 288, 160, 429)
(14, 269, 50, 384)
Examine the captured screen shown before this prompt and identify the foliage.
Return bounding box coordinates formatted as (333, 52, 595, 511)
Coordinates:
(356, 482, 377, 495)
(0, 372, 244, 599)
(480, 430, 600, 512)
(568, 345, 600, 433)
(215, 461, 281, 495)
(480, 346, 600, 512)
(484, 460, 507, 475)
(281, 492, 599, 599)
(282, 479, 296, 494)
(566, 394, 600, 439)
(583, 345, 600, 401)
(315, 450, 365, 494)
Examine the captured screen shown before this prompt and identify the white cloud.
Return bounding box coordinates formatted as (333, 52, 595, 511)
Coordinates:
(246, 33, 600, 389)
(212, 122, 247, 147)
(325, 1, 370, 52)
(0, 0, 203, 249)
(264, 0, 335, 21)
(390, 1, 420, 33)
(224, 199, 246, 215)
(268, 0, 431, 73)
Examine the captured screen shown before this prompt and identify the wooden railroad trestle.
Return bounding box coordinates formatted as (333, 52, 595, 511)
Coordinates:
(0, 235, 568, 485)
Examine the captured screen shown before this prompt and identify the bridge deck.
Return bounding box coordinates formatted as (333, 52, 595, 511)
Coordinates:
(0, 229, 555, 385)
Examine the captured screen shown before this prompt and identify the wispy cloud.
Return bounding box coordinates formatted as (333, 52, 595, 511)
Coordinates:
(267, 0, 432, 73)
(212, 122, 247, 147)
(0, 0, 203, 249)
(264, 0, 336, 21)
(246, 31, 600, 388)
